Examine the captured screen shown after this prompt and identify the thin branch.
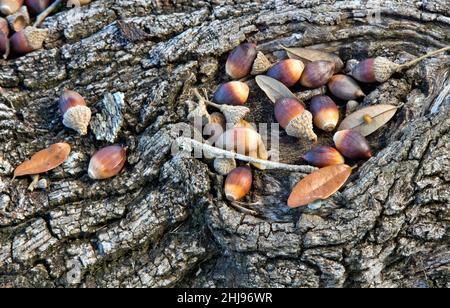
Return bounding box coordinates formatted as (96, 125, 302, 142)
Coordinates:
(34, 0, 63, 27)
(397, 45, 450, 71)
(176, 137, 317, 173)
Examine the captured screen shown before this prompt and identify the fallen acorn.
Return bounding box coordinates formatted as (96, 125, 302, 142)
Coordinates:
(333, 129, 372, 160)
(303, 145, 345, 168)
(88, 145, 127, 180)
(25, 0, 49, 15)
(328, 74, 365, 100)
(226, 43, 257, 79)
(213, 81, 249, 106)
(299, 60, 335, 88)
(59, 89, 92, 135)
(309, 95, 340, 132)
(10, 26, 48, 55)
(224, 165, 252, 201)
(281, 45, 344, 73)
(13, 142, 71, 191)
(267, 59, 305, 87)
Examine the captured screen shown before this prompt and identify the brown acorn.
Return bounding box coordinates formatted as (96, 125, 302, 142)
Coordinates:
(25, 0, 49, 15)
(0, 17, 8, 36)
(226, 43, 257, 79)
(215, 127, 262, 155)
(59, 89, 92, 135)
(299, 60, 335, 88)
(88, 145, 127, 180)
(0, 0, 24, 15)
(351, 58, 401, 83)
(224, 166, 252, 201)
(213, 81, 249, 106)
(309, 95, 340, 132)
(274, 97, 317, 142)
(328, 75, 365, 100)
(333, 129, 372, 160)
(10, 26, 48, 55)
(303, 145, 345, 167)
(267, 59, 305, 87)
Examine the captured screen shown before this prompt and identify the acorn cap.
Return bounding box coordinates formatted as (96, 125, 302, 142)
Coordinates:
(62, 105, 92, 135)
(219, 104, 250, 125)
(6, 5, 30, 33)
(213, 157, 236, 175)
(372, 57, 399, 83)
(285, 109, 317, 142)
(10, 26, 48, 55)
(251, 51, 272, 75)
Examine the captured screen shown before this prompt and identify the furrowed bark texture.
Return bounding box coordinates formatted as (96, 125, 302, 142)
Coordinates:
(0, 0, 449, 288)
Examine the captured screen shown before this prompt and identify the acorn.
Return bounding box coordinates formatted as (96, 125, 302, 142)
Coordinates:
(59, 89, 92, 135)
(25, 0, 49, 15)
(10, 26, 48, 55)
(299, 60, 335, 88)
(274, 97, 317, 142)
(309, 95, 339, 132)
(213, 81, 249, 106)
(226, 43, 257, 79)
(333, 130, 372, 160)
(206, 100, 250, 125)
(0, 17, 8, 36)
(303, 145, 345, 167)
(224, 166, 252, 201)
(6, 5, 30, 33)
(88, 145, 127, 180)
(215, 127, 262, 155)
(0, 0, 24, 15)
(328, 75, 365, 100)
(251, 51, 272, 75)
(204, 112, 226, 145)
(266, 59, 305, 87)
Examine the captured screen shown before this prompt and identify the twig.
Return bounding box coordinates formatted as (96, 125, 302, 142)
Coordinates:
(34, 0, 63, 27)
(176, 137, 317, 173)
(397, 45, 450, 71)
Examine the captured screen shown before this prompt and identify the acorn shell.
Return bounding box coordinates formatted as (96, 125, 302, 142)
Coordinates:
(299, 60, 335, 88)
(25, 0, 49, 15)
(251, 51, 272, 75)
(226, 43, 257, 79)
(0, 0, 24, 15)
(59, 90, 91, 135)
(333, 130, 372, 160)
(310, 95, 340, 132)
(88, 145, 127, 180)
(10, 26, 48, 55)
(328, 75, 365, 100)
(285, 110, 317, 142)
(303, 145, 345, 167)
(213, 81, 249, 106)
(267, 59, 305, 87)
(224, 166, 252, 201)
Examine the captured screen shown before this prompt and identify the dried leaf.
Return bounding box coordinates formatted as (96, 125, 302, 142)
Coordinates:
(281, 46, 343, 72)
(14, 143, 71, 178)
(288, 164, 352, 208)
(338, 104, 399, 136)
(255, 75, 296, 103)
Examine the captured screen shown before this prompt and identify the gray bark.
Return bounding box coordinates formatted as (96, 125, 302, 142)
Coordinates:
(0, 0, 449, 288)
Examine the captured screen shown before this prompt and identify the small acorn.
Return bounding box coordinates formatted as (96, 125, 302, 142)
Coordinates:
(328, 75, 365, 100)
(213, 81, 249, 106)
(25, 0, 49, 15)
(224, 166, 252, 201)
(59, 89, 92, 135)
(215, 127, 262, 155)
(10, 26, 48, 55)
(0, 0, 24, 15)
(0, 17, 9, 36)
(303, 145, 345, 167)
(267, 59, 305, 87)
(6, 5, 30, 33)
(333, 129, 372, 160)
(299, 60, 335, 88)
(226, 43, 257, 79)
(309, 95, 340, 132)
(251, 51, 272, 75)
(274, 97, 317, 142)
(88, 145, 127, 180)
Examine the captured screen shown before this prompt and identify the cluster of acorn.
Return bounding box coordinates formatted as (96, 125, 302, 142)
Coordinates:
(13, 89, 126, 191)
(0, 0, 92, 59)
(200, 42, 450, 206)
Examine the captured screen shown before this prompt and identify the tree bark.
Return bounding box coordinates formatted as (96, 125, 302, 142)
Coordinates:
(0, 0, 449, 288)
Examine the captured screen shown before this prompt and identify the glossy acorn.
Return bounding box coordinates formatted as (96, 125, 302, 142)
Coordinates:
(10, 26, 48, 55)
(303, 145, 345, 168)
(310, 95, 340, 132)
(224, 166, 252, 201)
(59, 89, 92, 135)
(267, 59, 305, 87)
(328, 74, 365, 100)
(215, 127, 262, 155)
(351, 57, 400, 83)
(299, 60, 335, 88)
(25, 0, 49, 15)
(333, 129, 372, 160)
(88, 145, 127, 180)
(226, 43, 257, 79)
(0, 0, 24, 15)
(274, 97, 317, 142)
(213, 81, 249, 106)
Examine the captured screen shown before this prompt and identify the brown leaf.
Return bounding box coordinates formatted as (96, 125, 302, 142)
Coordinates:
(14, 143, 71, 178)
(281, 46, 343, 73)
(288, 164, 352, 208)
(338, 104, 399, 136)
(255, 75, 296, 103)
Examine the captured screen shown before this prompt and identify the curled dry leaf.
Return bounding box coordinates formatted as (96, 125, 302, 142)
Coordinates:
(255, 75, 296, 104)
(288, 164, 352, 208)
(281, 45, 344, 73)
(13, 143, 71, 178)
(338, 104, 399, 136)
